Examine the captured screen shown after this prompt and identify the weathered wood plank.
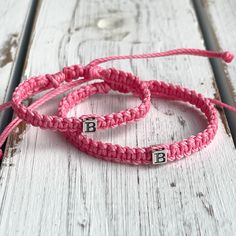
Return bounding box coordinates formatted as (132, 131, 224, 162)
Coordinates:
(203, 0, 236, 99)
(0, 0, 31, 104)
(0, 0, 236, 235)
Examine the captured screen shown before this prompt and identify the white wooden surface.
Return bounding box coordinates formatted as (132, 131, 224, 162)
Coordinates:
(204, 0, 236, 100)
(0, 0, 30, 104)
(1, 0, 236, 235)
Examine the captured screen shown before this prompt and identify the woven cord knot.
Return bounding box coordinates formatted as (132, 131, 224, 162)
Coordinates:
(63, 64, 85, 82)
(222, 51, 234, 63)
(46, 74, 60, 88)
(84, 65, 103, 80)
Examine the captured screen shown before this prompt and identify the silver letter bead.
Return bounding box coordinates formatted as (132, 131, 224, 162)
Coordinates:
(82, 118, 97, 133)
(152, 148, 168, 165)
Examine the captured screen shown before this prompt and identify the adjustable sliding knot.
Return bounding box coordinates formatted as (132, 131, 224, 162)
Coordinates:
(63, 64, 85, 82)
(46, 74, 60, 88)
(83, 65, 104, 80)
(102, 68, 136, 94)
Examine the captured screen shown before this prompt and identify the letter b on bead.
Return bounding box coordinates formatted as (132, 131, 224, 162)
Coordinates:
(152, 148, 168, 165)
(82, 118, 97, 133)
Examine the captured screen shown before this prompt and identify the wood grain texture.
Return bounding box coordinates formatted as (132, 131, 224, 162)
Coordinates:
(0, 0, 30, 104)
(204, 0, 236, 99)
(0, 0, 236, 235)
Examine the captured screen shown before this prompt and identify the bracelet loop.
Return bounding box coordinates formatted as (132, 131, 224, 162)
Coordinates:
(12, 66, 151, 132)
(60, 80, 218, 165)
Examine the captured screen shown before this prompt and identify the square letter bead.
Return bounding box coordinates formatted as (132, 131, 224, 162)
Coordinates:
(82, 118, 97, 133)
(152, 148, 168, 165)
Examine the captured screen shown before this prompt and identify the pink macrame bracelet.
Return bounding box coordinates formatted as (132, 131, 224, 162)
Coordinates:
(0, 48, 235, 165)
(58, 80, 219, 165)
(11, 66, 151, 132)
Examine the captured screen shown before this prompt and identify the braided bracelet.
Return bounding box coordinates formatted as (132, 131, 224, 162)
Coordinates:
(59, 80, 219, 165)
(0, 48, 234, 164)
(11, 66, 151, 132)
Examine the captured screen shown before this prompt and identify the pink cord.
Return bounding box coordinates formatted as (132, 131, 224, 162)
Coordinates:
(0, 48, 235, 164)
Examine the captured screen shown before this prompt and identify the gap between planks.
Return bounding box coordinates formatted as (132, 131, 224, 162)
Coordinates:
(0, 0, 40, 159)
(192, 0, 236, 146)
(0, 0, 39, 135)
